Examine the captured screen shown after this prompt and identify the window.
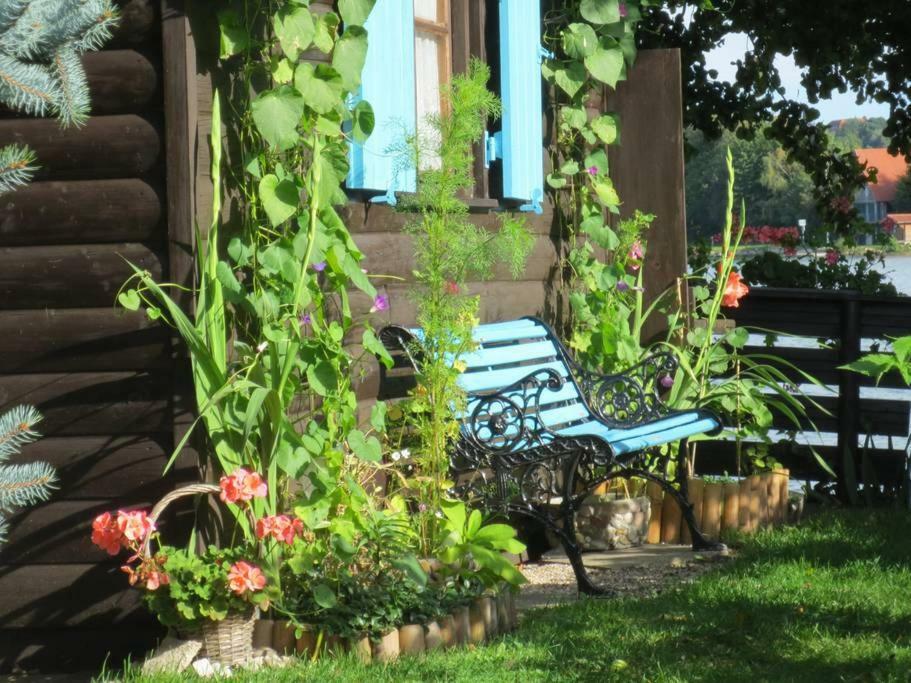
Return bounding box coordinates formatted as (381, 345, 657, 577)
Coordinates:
(347, 0, 545, 214)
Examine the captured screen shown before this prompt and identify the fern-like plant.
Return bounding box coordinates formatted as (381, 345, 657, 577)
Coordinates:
(0, 405, 56, 546)
(0, 0, 118, 194)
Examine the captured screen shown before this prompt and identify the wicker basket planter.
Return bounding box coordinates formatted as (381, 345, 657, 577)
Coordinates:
(199, 608, 257, 666)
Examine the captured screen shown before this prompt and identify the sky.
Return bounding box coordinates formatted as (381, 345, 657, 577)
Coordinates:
(704, 34, 891, 124)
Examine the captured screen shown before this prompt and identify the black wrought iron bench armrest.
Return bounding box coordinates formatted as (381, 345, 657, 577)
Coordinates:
(570, 351, 679, 429)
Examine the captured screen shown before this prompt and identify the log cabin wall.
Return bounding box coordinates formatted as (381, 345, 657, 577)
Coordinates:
(0, 0, 196, 673)
(0, 0, 686, 668)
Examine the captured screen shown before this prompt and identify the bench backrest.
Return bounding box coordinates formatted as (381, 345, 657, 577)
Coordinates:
(456, 318, 593, 449)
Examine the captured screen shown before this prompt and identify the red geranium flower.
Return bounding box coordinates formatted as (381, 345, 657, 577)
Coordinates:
(91, 511, 124, 555)
(219, 467, 268, 504)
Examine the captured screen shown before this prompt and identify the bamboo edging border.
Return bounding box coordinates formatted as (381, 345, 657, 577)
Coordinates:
(253, 591, 517, 664)
(647, 470, 789, 544)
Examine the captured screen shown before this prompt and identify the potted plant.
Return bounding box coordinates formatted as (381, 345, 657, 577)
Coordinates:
(89, 468, 303, 666)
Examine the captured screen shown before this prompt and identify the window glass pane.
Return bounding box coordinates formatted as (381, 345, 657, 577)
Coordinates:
(415, 30, 442, 168)
(414, 0, 439, 22)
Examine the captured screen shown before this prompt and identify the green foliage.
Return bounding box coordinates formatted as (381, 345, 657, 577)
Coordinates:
(0, 0, 117, 194)
(738, 249, 899, 297)
(843, 336, 911, 387)
(685, 128, 818, 241)
(396, 61, 533, 557)
(143, 545, 272, 629)
(0, 405, 56, 546)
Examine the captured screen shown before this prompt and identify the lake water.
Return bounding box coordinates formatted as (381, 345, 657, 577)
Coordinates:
(879, 255, 911, 295)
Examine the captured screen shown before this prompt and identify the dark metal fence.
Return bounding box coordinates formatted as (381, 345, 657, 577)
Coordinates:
(697, 287, 911, 498)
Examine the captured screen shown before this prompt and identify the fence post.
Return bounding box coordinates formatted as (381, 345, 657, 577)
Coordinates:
(838, 293, 861, 504)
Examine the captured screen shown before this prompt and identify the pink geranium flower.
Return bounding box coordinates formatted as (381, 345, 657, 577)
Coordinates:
(91, 511, 124, 555)
(116, 510, 154, 544)
(219, 467, 268, 504)
(256, 515, 303, 545)
(228, 561, 266, 595)
(825, 249, 839, 266)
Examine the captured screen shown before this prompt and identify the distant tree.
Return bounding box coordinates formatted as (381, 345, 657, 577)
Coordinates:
(642, 1, 911, 241)
(828, 117, 889, 152)
(685, 128, 817, 239)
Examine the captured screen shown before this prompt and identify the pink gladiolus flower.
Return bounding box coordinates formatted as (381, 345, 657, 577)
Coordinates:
(721, 270, 749, 308)
(91, 511, 125, 555)
(825, 249, 839, 266)
(619, 2, 628, 17)
(370, 294, 389, 313)
(116, 510, 154, 544)
(219, 467, 268, 504)
(228, 561, 266, 595)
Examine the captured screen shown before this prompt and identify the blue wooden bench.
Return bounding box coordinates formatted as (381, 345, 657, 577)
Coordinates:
(380, 316, 724, 594)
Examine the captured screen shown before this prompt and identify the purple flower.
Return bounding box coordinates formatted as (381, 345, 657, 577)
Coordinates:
(659, 374, 674, 389)
(616, 281, 630, 292)
(370, 294, 389, 313)
(418, 503, 428, 513)
(300, 312, 311, 327)
(312, 261, 326, 272)
(619, 2, 628, 18)
(587, 166, 599, 176)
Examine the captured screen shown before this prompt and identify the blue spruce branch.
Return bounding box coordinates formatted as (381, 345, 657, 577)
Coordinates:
(0, 143, 37, 194)
(0, 405, 56, 547)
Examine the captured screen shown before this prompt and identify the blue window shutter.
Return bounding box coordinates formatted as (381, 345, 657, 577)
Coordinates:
(347, 0, 417, 203)
(497, 0, 545, 214)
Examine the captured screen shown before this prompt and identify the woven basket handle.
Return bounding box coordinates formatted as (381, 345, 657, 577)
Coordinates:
(141, 483, 221, 560)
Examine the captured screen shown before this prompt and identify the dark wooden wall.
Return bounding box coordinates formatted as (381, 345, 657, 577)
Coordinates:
(0, 0, 196, 672)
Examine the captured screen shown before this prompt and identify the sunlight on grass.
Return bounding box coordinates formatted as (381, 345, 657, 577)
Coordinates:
(102, 509, 911, 683)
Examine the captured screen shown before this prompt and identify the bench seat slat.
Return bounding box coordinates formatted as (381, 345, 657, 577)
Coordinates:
(557, 411, 720, 455)
(473, 325, 550, 344)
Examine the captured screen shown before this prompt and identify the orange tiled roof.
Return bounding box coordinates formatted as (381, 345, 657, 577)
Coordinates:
(855, 148, 909, 203)
(887, 213, 911, 224)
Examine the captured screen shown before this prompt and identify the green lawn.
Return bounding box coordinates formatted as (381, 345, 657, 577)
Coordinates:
(107, 509, 911, 682)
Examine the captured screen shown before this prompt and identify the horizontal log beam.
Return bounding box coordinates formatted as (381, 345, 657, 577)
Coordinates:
(0, 309, 170, 373)
(0, 372, 172, 436)
(0, 115, 162, 181)
(0, 243, 163, 310)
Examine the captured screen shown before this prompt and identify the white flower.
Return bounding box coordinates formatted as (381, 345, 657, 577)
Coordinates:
(391, 450, 402, 461)
(256, 341, 268, 353)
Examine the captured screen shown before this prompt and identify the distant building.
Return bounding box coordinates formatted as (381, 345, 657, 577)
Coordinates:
(854, 148, 909, 224)
(885, 213, 911, 243)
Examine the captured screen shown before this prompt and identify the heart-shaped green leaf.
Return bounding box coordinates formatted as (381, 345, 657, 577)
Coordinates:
(331, 25, 368, 91)
(118, 289, 140, 310)
(562, 22, 598, 59)
(591, 113, 619, 144)
(338, 0, 376, 26)
(347, 429, 382, 462)
(294, 63, 343, 115)
(580, 0, 621, 24)
(251, 86, 304, 151)
(351, 99, 374, 143)
(273, 6, 315, 60)
(259, 174, 298, 226)
(586, 43, 625, 87)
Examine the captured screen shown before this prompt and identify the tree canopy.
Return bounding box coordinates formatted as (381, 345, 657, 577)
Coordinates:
(641, 1, 911, 240)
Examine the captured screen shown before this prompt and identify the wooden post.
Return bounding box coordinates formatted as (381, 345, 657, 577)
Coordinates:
(758, 473, 770, 527)
(660, 490, 682, 544)
(777, 469, 790, 524)
(681, 477, 704, 545)
(737, 478, 750, 531)
(768, 471, 781, 525)
(646, 481, 663, 544)
(721, 481, 740, 535)
(746, 474, 762, 532)
(838, 294, 861, 504)
(701, 482, 723, 541)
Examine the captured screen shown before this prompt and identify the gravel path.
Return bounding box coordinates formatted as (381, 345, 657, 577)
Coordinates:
(516, 550, 733, 611)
